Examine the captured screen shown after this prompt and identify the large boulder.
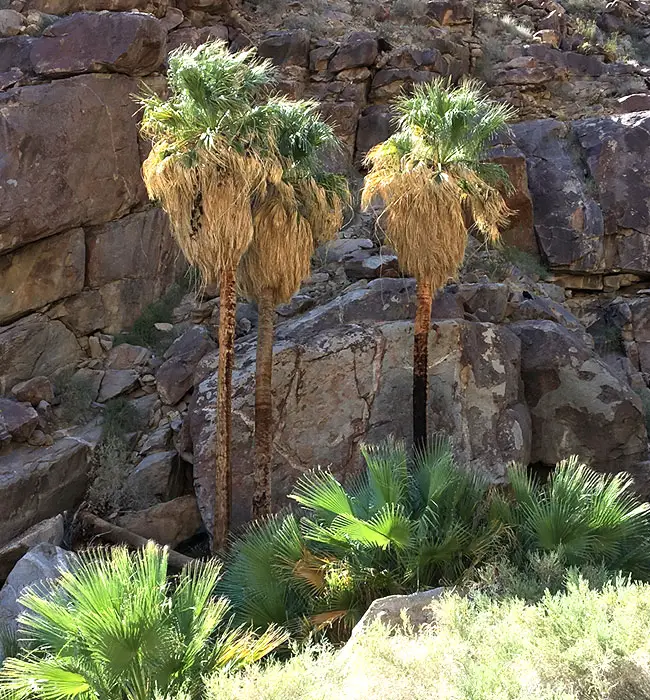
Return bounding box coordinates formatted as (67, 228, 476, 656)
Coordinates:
(0, 399, 38, 442)
(0, 228, 85, 324)
(0, 314, 81, 394)
(190, 292, 530, 532)
(30, 11, 167, 77)
(0, 74, 146, 254)
(117, 495, 202, 547)
(512, 119, 604, 273)
(0, 544, 76, 647)
(0, 515, 64, 582)
(0, 422, 101, 546)
(573, 111, 650, 274)
(22, 0, 170, 17)
(509, 320, 647, 469)
(257, 30, 310, 68)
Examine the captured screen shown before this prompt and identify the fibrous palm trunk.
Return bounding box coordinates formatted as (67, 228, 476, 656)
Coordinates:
(251, 291, 275, 519)
(214, 266, 237, 551)
(413, 278, 433, 454)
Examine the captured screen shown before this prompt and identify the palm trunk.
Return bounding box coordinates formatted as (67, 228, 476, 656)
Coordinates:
(213, 266, 237, 552)
(413, 278, 433, 454)
(251, 291, 275, 520)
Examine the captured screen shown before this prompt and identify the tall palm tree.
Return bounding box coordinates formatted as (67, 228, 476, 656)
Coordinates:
(361, 79, 515, 452)
(238, 98, 350, 520)
(138, 42, 278, 550)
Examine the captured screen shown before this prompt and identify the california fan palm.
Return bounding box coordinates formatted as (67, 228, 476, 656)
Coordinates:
(138, 42, 276, 549)
(0, 543, 286, 700)
(362, 79, 515, 451)
(237, 98, 349, 519)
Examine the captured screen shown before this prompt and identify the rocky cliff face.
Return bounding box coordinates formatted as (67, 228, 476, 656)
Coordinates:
(2, 0, 650, 559)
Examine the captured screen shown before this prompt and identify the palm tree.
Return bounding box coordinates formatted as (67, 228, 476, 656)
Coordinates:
(361, 79, 515, 452)
(237, 98, 349, 520)
(0, 543, 286, 699)
(138, 42, 277, 550)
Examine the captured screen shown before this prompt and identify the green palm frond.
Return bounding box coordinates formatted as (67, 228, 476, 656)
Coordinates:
(290, 470, 354, 522)
(360, 439, 409, 511)
(0, 543, 284, 700)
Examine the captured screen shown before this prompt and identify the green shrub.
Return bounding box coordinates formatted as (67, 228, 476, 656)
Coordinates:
(223, 442, 650, 641)
(221, 439, 501, 637)
(207, 575, 650, 700)
(491, 457, 650, 579)
(56, 372, 97, 425)
(102, 397, 144, 439)
(0, 543, 286, 700)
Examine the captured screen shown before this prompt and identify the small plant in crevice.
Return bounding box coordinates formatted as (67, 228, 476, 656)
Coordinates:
(86, 398, 145, 514)
(113, 274, 194, 352)
(587, 321, 623, 356)
(501, 246, 550, 280)
(56, 372, 97, 425)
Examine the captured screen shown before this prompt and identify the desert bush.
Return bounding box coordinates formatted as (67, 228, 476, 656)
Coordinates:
(56, 372, 97, 425)
(0, 543, 286, 700)
(208, 574, 650, 700)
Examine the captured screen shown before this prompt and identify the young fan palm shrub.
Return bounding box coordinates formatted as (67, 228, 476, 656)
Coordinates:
(221, 439, 501, 637)
(361, 79, 515, 451)
(0, 543, 286, 700)
(238, 98, 349, 519)
(491, 456, 650, 578)
(138, 42, 277, 549)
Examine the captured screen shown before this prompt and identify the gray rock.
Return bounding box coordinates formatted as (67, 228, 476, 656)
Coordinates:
(139, 423, 173, 455)
(349, 588, 445, 640)
(98, 369, 138, 402)
(329, 32, 378, 72)
(156, 326, 216, 406)
(0, 398, 38, 442)
(191, 317, 530, 533)
(0, 9, 25, 37)
(510, 320, 647, 469)
(257, 29, 310, 68)
(316, 238, 375, 264)
(0, 514, 64, 582)
(124, 450, 180, 508)
(0, 422, 101, 546)
(0, 544, 76, 647)
(116, 495, 202, 547)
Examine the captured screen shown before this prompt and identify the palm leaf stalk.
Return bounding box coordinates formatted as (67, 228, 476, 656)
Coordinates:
(237, 98, 350, 520)
(362, 79, 515, 452)
(138, 41, 279, 550)
(0, 543, 287, 700)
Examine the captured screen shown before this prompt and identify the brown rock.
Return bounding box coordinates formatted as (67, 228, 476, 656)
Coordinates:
(30, 11, 166, 78)
(156, 326, 216, 405)
(309, 42, 337, 72)
(0, 398, 38, 442)
(117, 495, 202, 547)
(0, 74, 146, 255)
(0, 314, 81, 394)
(166, 24, 228, 53)
(47, 289, 107, 336)
(257, 29, 310, 68)
(487, 144, 537, 255)
(86, 209, 174, 287)
(427, 0, 473, 25)
(11, 376, 54, 406)
(124, 450, 181, 508)
(329, 32, 378, 72)
(615, 94, 650, 113)
(0, 9, 25, 37)
(355, 104, 393, 159)
(510, 320, 647, 469)
(0, 229, 85, 324)
(106, 344, 150, 370)
(22, 0, 170, 17)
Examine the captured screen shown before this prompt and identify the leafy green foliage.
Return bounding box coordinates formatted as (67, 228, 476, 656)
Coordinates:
(491, 457, 650, 578)
(0, 543, 287, 700)
(114, 282, 187, 352)
(224, 442, 650, 641)
(222, 439, 502, 638)
(207, 574, 650, 700)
